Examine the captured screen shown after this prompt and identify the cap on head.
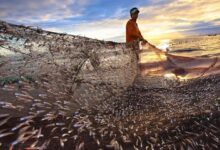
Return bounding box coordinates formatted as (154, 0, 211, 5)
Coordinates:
(130, 7, 139, 15)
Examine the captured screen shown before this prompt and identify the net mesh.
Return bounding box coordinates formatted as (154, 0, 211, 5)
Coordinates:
(0, 21, 220, 149)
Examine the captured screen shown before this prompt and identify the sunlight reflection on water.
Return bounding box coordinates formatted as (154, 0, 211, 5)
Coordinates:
(156, 39, 170, 52)
(139, 35, 220, 80)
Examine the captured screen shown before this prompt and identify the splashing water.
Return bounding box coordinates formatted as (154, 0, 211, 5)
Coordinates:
(156, 39, 170, 52)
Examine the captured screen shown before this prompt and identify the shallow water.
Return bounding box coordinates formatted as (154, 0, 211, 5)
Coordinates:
(168, 35, 220, 58)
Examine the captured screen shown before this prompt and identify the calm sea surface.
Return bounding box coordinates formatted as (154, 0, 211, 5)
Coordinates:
(167, 35, 220, 58)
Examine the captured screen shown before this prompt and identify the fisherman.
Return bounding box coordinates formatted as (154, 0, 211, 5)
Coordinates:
(126, 7, 148, 45)
(126, 7, 167, 53)
(126, 7, 167, 76)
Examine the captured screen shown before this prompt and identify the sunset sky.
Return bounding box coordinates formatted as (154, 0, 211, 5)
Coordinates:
(1, 0, 220, 43)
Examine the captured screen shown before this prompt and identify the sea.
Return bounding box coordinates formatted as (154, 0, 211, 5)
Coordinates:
(156, 34, 220, 58)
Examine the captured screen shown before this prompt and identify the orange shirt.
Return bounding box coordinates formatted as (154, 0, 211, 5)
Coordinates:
(126, 19, 143, 43)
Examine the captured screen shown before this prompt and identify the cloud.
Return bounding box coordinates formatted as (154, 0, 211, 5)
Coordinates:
(0, 0, 90, 24)
(45, 19, 126, 41)
(135, 0, 220, 40)
(1, 0, 220, 42)
(141, 0, 220, 24)
(46, 0, 220, 43)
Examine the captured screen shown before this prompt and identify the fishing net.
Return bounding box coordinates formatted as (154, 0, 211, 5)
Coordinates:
(139, 42, 220, 79)
(0, 21, 220, 149)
